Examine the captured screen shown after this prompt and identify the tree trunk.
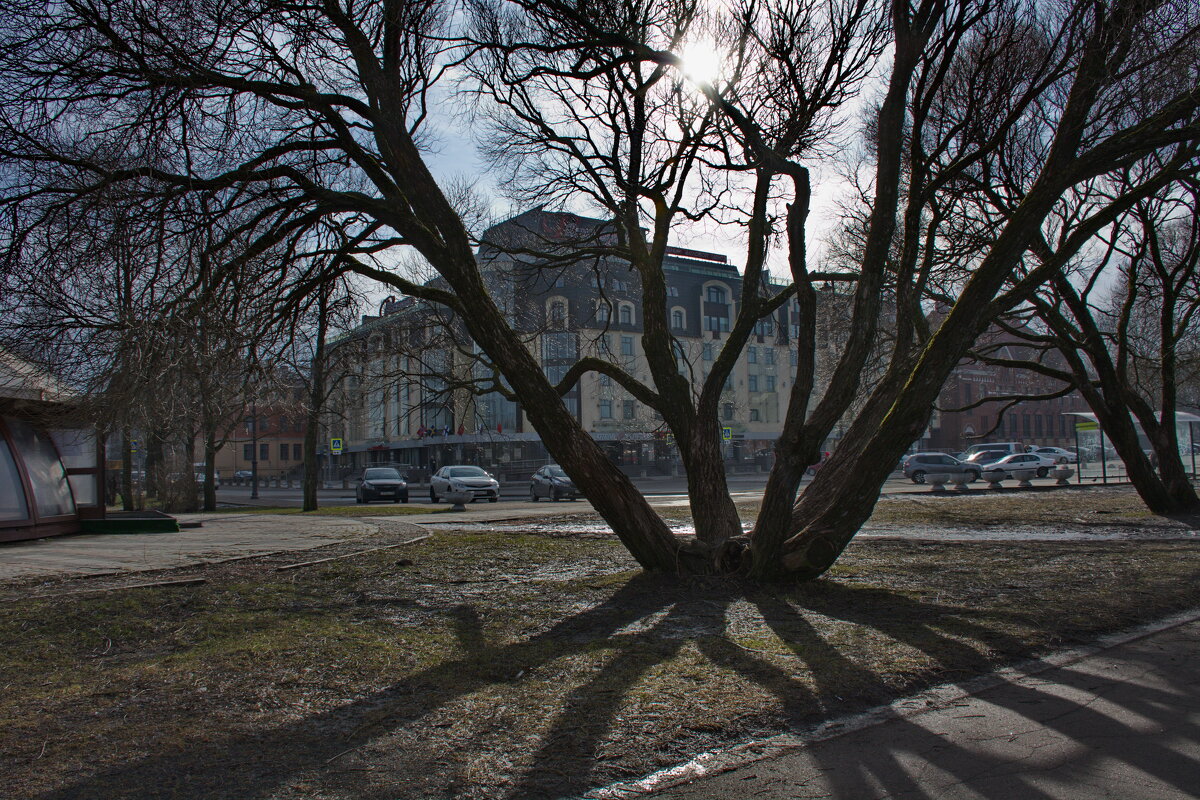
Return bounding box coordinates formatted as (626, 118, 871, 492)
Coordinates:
(203, 433, 218, 511)
(121, 426, 134, 511)
(303, 287, 330, 512)
(679, 420, 743, 554)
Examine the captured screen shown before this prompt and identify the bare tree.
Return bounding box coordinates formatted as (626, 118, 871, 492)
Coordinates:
(984, 156, 1200, 512)
(0, 0, 1196, 578)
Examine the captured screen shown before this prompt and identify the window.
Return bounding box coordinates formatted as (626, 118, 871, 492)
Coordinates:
(293, 443, 303, 461)
(703, 315, 730, 332)
(765, 348, 775, 365)
(260, 443, 270, 461)
(548, 300, 566, 327)
(623, 400, 636, 419)
(243, 444, 253, 461)
(723, 403, 734, 421)
(667, 286, 679, 297)
(790, 350, 798, 366)
(619, 303, 633, 325)
(766, 375, 776, 392)
(748, 346, 757, 364)
(621, 335, 634, 356)
(750, 409, 761, 421)
(554, 275, 566, 288)
(596, 303, 611, 323)
(280, 443, 289, 460)
(702, 344, 714, 361)
(706, 285, 728, 304)
(542, 331, 579, 362)
(748, 375, 759, 392)
(599, 399, 613, 419)
(671, 309, 685, 329)
(600, 374, 612, 387)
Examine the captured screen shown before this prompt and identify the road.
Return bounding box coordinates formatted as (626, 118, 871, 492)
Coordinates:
(212, 471, 1080, 508)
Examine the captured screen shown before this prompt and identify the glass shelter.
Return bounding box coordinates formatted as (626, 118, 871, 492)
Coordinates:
(0, 353, 104, 541)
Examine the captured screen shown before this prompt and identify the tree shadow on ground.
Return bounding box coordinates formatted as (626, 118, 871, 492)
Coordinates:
(29, 574, 1172, 800)
(664, 621, 1200, 799)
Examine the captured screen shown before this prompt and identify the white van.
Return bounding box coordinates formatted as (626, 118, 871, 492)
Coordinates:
(963, 442, 1026, 456)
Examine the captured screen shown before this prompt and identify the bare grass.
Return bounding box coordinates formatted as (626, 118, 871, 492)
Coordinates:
(2, 487, 1199, 799)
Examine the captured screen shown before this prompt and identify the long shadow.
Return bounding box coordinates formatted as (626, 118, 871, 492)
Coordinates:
(34, 573, 1199, 800)
(747, 590, 1063, 800)
(34, 574, 680, 800)
(503, 590, 725, 798)
(660, 588, 1200, 800)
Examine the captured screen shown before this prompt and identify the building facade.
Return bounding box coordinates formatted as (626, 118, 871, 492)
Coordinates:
(323, 209, 805, 480)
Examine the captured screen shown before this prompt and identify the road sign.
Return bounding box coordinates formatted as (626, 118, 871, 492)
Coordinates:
(722, 427, 732, 441)
(330, 438, 344, 454)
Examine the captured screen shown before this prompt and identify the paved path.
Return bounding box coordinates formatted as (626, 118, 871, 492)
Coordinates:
(0, 514, 377, 580)
(593, 615, 1200, 800)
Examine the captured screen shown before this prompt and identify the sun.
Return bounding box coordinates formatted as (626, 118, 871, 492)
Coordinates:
(678, 40, 725, 86)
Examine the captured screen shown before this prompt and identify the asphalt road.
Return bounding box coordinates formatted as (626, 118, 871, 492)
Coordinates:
(212, 471, 1083, 508)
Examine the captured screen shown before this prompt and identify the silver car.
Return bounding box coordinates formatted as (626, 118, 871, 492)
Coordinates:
(902, 452, 979, 484)
(430, 465, 500, 503)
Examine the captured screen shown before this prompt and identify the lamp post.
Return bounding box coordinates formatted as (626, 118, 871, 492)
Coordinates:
(250, 399, 259, 500)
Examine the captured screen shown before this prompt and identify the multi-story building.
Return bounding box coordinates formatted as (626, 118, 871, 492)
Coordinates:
(323, 208, 803, 479)
(324, 208, 1095, 478)
(920, 330, 1091, 453)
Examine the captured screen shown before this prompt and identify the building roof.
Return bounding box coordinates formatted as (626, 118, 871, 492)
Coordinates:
(0, 350, 73, 404)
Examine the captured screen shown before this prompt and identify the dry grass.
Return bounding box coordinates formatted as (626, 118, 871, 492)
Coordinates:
(2, 487, 1199, 799)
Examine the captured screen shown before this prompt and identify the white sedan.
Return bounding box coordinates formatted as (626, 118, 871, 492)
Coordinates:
(983, 452, 1060, 478)
(1031, 446, 1078, 464)
(429, 465, 500, 503)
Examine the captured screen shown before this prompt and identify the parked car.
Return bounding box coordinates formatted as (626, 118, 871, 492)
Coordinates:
(529, 464, 579, 501)
(963, 442, 1027, 457)
(233, 470, 254, 480)
(962, 450, 1011, 468)
(903, 452, 980, 484)
(1031, 446, 1077, 464)
(430, 465, 500, 503)
(982, 452, 1059, 478)
(356, 467, 408, 503)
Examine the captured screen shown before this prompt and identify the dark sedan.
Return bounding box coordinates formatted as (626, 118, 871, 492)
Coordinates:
(356, 467, 408, 503)
(529, 464, 579, 501)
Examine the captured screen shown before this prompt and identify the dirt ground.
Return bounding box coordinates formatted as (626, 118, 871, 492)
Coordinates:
(2, 488, 1199, 800)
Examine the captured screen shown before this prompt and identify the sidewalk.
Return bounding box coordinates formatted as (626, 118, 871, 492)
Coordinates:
(595, 614, 1200, 800)
(0, 514, 378, 580)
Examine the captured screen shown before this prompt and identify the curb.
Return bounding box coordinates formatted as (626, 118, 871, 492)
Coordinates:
(577, 606, 1200, 799)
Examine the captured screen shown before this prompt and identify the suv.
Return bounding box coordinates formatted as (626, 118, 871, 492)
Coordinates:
(356, 467, 408, 503)
(430, 466, 500, 503)
(903, 452, 980, 484)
